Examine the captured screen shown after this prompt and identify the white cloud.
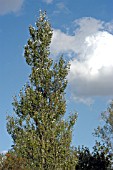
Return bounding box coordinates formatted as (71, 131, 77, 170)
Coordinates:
(52, 2, 70, 16)
(51, 18, 104, 56)
(56, 2, 70, 14)
(51, 18, 113, 104)
(51, 29, 76, 54)
(42, 0, 53, 4)
(0, 0, 24, 15)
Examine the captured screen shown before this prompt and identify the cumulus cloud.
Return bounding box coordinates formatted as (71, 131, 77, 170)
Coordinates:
(51, 18, 104, 55)
(51, 18, 113, 104)
(0, 0, 24, 15)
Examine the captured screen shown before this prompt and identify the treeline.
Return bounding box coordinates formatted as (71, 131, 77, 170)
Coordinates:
(0, 11, 113, 170)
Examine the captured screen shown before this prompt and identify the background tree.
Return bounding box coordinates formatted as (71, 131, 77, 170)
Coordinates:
(75, 146, 111, 170)
(7, 11, 77, 169)
(94, 100, 113, 164)
(0, 151, 29, 170)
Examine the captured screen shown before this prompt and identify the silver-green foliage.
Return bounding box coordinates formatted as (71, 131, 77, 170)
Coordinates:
(94, 101, 113, 164)
(7, 11, 77, 169)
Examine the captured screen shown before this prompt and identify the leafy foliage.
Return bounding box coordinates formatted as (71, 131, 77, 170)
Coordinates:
(76, 146, 111, 170)
(94, 100, 113, 163)
(0, 152, 29, 170)
(7, 11, 77, 169)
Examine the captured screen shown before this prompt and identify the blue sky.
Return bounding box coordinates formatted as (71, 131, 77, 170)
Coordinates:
(0, 0, 113, 152)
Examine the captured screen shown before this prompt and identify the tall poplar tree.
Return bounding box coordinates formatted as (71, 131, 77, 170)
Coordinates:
(94, 100, 113, 166)
(7, 11, 77, 169)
